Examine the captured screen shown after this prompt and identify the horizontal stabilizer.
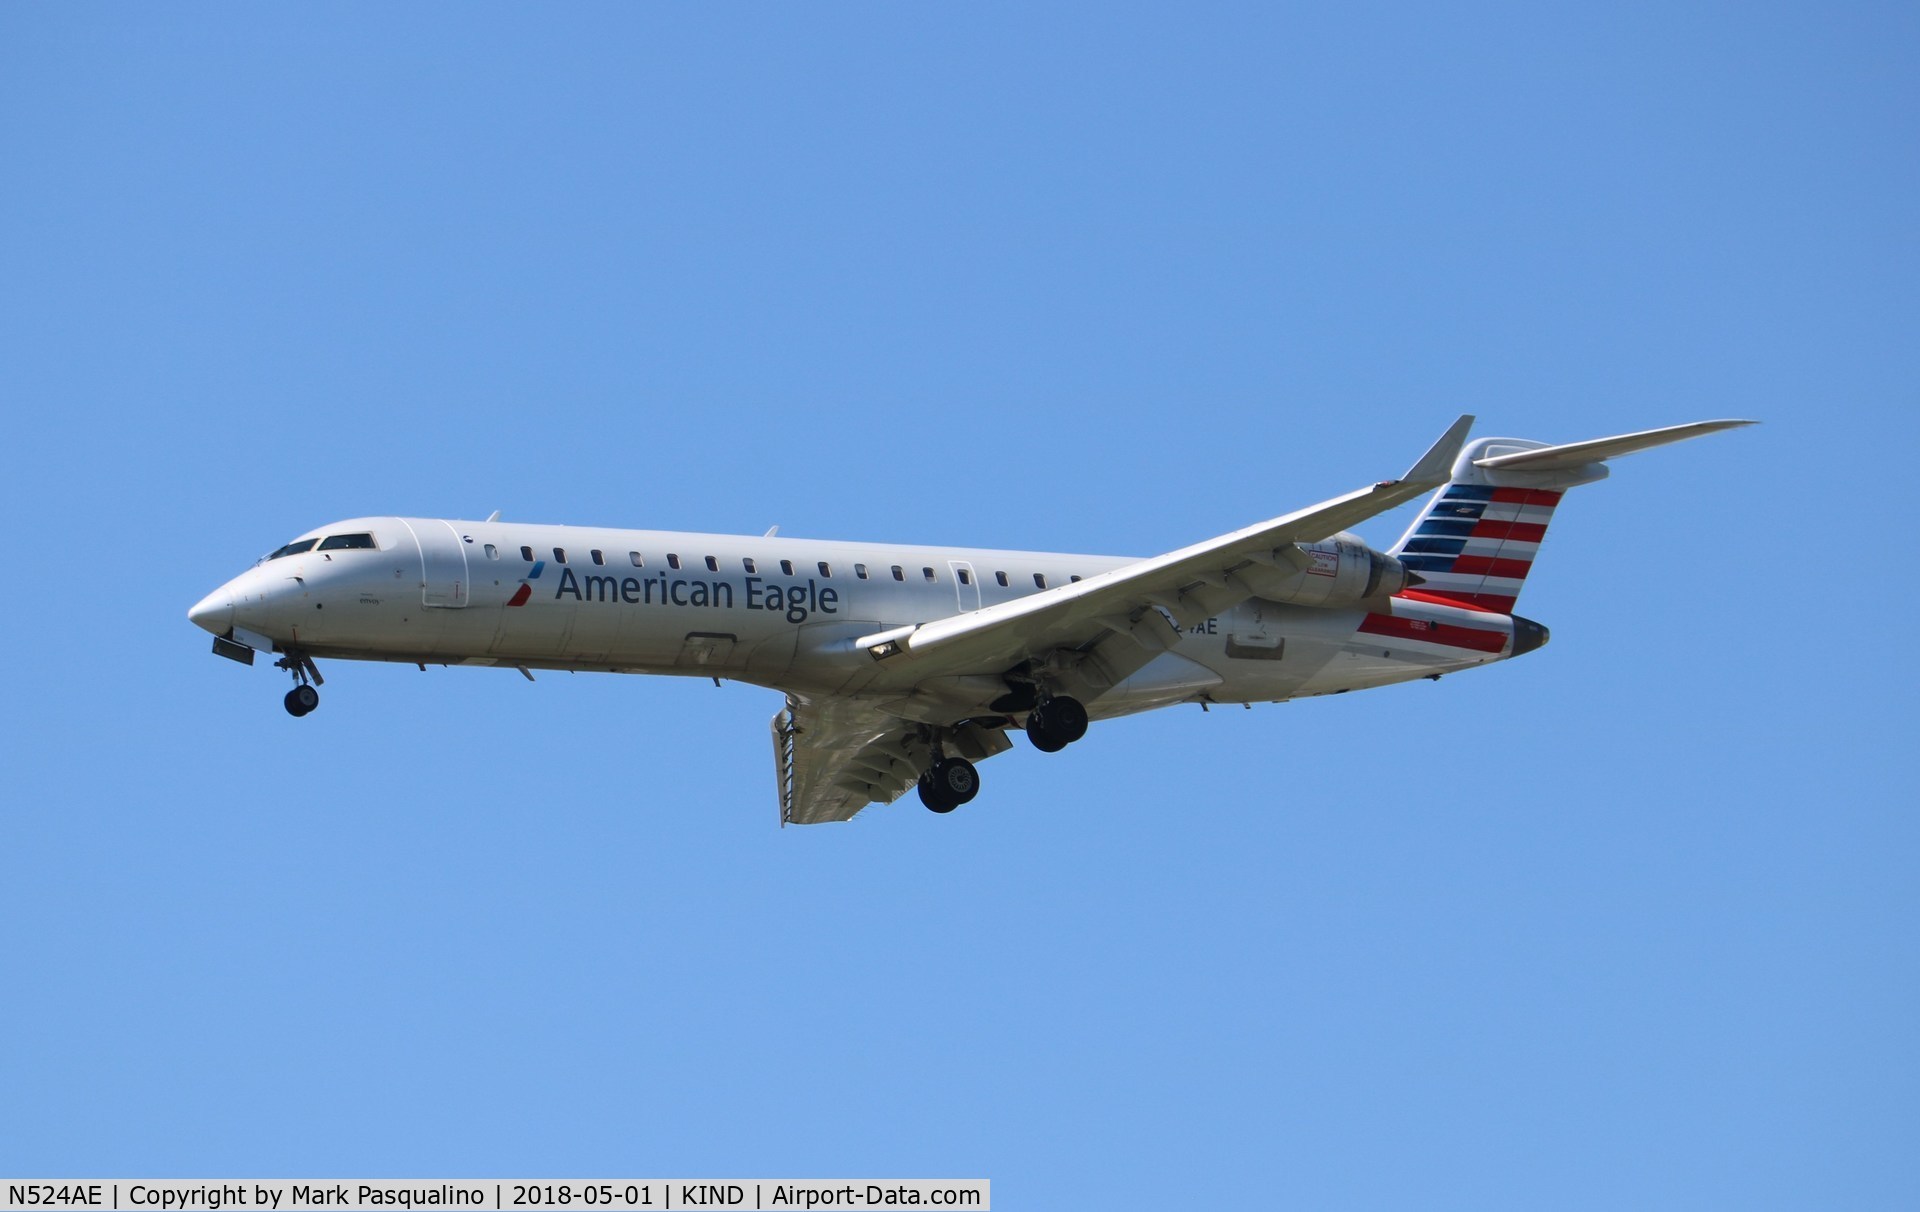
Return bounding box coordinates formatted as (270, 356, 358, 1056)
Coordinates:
(1473, 419, 1756, 472)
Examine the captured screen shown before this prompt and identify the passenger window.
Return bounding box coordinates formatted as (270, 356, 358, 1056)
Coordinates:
(780, 560, 795, 576)
(629, 552, 644, 567)
(553, 547, 567, 564)
(267, 539, 317, 560)
(818, 561, 832, 578)
(591, 549, 605, 566)
(318, 533, 376, 551)
(922, 567, 936, 582)
(958, 568, 972, 585)
(995, 571, 1009, 588)
(892, 565, 904, 581)
(743, 558, 756, 574)
(705, 555, 719, 572)
(1033, 573, 1047, 589)
(521, 545, 534, 562)
(668, 553, 681, 570)
(484, 544, 498, 559)
(1070, 574, 1082, 583)
(855, 563, 869, 579)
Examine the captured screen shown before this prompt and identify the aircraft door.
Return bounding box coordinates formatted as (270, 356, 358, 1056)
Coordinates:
(949, 560, 981, 613)
(404, 519, 470, 608)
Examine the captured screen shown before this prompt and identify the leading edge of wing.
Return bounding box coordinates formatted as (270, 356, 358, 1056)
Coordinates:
(864, 414, 1474, 665)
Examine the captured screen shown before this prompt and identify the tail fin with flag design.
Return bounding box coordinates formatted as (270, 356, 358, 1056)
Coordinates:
(1388, 420, 1756, 613)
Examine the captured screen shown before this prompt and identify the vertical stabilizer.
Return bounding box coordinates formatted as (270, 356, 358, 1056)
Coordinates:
(1388, 420, 1754, 613)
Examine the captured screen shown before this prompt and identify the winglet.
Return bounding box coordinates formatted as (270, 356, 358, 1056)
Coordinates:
(1400, 414, 1476, 485)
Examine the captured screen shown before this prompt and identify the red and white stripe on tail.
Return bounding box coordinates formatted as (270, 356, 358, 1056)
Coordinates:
(1386, 420, 1756, 613)
(1389, 479, 1563, 612)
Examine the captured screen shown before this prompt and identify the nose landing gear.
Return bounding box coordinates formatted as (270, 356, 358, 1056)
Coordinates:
(275, 651, 324, 717)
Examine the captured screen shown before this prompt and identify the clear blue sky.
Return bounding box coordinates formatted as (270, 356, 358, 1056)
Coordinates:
(2, 4, 1914, 1207)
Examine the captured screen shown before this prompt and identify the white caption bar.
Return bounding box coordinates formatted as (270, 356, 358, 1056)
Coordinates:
(0, 1183, 988, 1212)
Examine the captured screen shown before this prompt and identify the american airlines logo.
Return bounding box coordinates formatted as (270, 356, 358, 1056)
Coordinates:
(506, 560, 545, 607)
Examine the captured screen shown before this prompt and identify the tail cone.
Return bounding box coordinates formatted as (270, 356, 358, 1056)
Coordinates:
(1511, 614, 1550, 656)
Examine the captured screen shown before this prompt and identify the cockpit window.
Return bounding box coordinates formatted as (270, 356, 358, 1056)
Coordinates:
(317, 533, 377, 551)
(267, 539, 317, 560)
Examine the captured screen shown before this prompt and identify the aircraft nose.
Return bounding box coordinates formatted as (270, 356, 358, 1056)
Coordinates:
(188, 589, 234, 636)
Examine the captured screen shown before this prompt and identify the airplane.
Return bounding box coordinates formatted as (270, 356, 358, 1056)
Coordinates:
(188, 416, 1751, 824)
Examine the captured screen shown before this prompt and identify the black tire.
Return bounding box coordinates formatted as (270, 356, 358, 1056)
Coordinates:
(1045, 695, 1089, 743)
(285, 685, 319, 716)
(1025, 710, 1069, 753)
(938, 757, 979, 805)
(918, 771, 958, 813)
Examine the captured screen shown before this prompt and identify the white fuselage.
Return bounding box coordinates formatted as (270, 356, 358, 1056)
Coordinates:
(186, 418, 1750, 823)
(190, 515, 1519, 723)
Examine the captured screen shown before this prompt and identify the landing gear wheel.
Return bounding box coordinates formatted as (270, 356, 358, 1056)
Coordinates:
(1025, 717, 1069, 752)
(1044, 695, 1089, 743)
(284, 684, 319, 717)
(1025, 695, 1087, 751)
(918, 772, 957, 813)
(937, 757, 979, 805)
(918, 757, 979, 813)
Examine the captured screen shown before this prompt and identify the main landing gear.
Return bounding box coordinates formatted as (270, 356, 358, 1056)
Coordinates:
(275, 650, 324, 717)
(916, 693, 1089, 815)
(1024, 695, 1088, 753)
(918, 756, 980, 814)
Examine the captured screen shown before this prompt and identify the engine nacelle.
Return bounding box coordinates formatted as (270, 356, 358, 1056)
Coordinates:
(1239, 537, 1415, 608)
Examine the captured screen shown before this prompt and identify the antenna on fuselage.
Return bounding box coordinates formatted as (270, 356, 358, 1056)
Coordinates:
(486, 510, 502, 522)
(764, 525, 779, 537)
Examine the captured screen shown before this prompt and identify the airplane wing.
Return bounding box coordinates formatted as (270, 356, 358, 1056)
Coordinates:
(772, 695, 1014, 825)
(857, 415, 1475, 682)
(775, 416, 1474, 824)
